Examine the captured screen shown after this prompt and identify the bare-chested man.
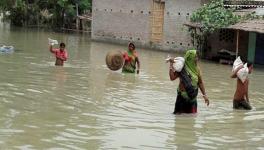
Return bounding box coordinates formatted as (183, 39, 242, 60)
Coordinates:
(231, 62, 253, 110)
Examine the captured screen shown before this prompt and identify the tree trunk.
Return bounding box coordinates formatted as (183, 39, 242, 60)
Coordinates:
(62, 9, 65, 28)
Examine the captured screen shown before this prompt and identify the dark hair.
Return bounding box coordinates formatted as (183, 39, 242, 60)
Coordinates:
(60, 43, 66, 47)
(128, 42, 135, 49)
(247, 62, 253, 67)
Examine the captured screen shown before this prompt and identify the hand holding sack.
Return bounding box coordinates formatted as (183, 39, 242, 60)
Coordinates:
(173, 57, 185, 72)
(166, 56, 185, 72)
(232, 57, 249, 83)
(237, 63, 249, 83)
(167, 55, 197, 99)
(232, 56, 243, 72)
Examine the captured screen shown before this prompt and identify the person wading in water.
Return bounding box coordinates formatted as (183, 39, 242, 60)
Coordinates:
(169, 50, 209, 114)
(49, 42, 68, 66)
(122, 43, 140, 74)
(231, 62, 253, 110)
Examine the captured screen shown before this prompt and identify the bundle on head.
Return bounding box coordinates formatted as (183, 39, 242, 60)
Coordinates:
(105, 51, 124, 71)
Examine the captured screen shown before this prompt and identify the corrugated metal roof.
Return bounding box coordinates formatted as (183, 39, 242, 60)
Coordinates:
(185, 19, 264, 33)
(224, 5, 264, 8)
(224, 0, 264, 8)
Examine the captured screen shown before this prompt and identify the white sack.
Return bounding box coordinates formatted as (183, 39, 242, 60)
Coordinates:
(232, 56, 243, 72)
(237, 63, 249, 83)
(173, 57, 185, 72)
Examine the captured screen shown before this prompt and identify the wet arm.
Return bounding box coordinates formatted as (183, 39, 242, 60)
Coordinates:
(198, 74, 210, 106)
(230, 72, 237, 78)
(56, 52, 68, 61)
(169, 63, 179, 81)
(62, 52, 68, 61)
(49, 45, 55, 53)
(198, 75, 206, 96)
(57, 56, 67, 61)
(136, 57, 140, 73)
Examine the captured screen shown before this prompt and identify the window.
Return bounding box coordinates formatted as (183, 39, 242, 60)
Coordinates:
(219, 29, 235, 43)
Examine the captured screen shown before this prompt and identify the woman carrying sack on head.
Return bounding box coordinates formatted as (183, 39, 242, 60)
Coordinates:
(169, 50, 209, 114)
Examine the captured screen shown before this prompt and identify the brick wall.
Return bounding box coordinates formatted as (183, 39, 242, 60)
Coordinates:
(162, 0, 203, 51)
(92, 0, 204, 51)
(92, 0, 152, 47)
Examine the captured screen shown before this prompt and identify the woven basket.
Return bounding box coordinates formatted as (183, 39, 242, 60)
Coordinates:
(105, 51, 124, 71)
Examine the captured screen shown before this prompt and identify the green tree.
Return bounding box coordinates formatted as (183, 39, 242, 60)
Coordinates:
(0, 0, 13, 11)
(0, 0, 92, 28)
(189, 0, 262, 54)
(191, 0, 241, 34)
(9, 0, 27, 26)
(189, 0, 242, 55)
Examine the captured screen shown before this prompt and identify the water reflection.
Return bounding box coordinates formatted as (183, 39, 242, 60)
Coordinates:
(169, 115, 198, 149)
(53, 67, 67, 85)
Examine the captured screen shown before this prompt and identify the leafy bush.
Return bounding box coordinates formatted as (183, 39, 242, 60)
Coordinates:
(0, 0, 92, 28)
(191, 0, 241, 33)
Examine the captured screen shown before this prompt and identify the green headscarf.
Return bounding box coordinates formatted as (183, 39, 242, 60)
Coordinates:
(184, 50, 199, 87)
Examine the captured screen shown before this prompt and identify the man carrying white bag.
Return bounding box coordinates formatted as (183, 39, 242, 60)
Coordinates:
(231, 56, 254, 110)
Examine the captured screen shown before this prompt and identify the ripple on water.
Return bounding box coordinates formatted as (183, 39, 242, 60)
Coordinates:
(26, 89, 43, 94)
(1, 28, 264, 149)
(244, 111, 264, 121)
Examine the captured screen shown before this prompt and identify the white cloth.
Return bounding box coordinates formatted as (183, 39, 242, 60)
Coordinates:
(48, 38, 58, 45)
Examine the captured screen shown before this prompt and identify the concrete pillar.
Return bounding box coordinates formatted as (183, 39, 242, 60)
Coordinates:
(247, 32, 256, 63)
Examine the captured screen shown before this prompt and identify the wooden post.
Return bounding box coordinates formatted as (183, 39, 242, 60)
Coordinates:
(25, 0, 29, 27)
(76, 3, 79, 30)
(236, 30, 239, 58)
(76, 18, 80, 30)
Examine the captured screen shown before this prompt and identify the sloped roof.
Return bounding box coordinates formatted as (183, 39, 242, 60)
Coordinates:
(227, 19, 264, 33)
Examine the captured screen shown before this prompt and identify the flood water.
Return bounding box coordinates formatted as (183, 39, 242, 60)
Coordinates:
(0, 22, 264, 149)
